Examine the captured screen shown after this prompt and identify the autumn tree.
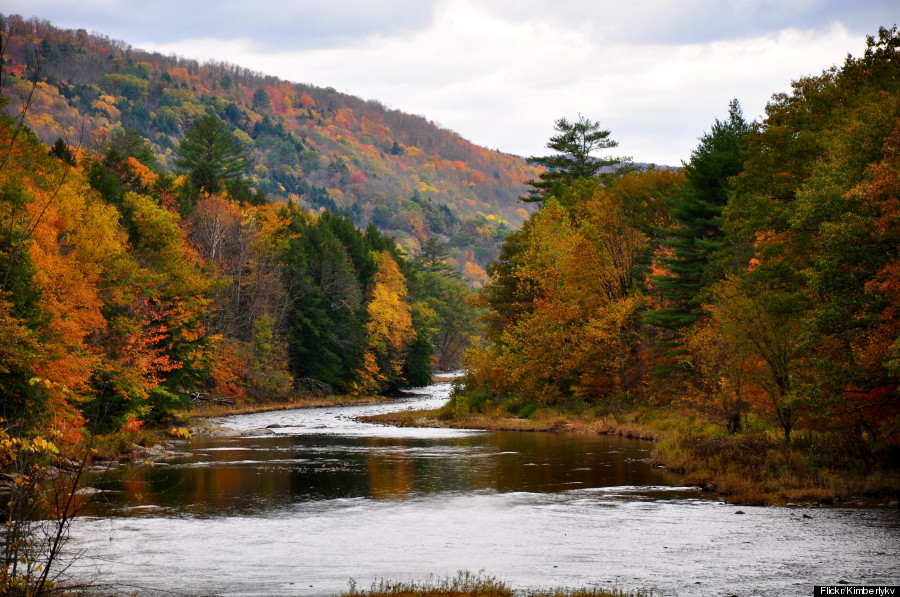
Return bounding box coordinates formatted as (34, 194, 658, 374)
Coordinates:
(86, 128, 161, 203)
(357, 250, 416, 394)
(713, 26, 900, 443)
(413, 269, 480, 370)
(82, 191, 215, 430)
(705, 278, 808, 442)
(681, 319, 753, 433)
(466, 170, 678, 410)
(246, 313, 293, 398)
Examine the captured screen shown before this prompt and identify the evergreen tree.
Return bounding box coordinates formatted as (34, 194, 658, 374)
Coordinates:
(523, 115, 625, 202)
(402, 330, 435, 387)
(108, 127, 157, 169)
(414, 237, 455, 275)
(282, 211, 366, 391)
(173, 114, 252, 195)
(0, 179, 49, 424)
(48, 137, 76, 165)
(646, 100, 750, 336)
(252, 87, 270, 109)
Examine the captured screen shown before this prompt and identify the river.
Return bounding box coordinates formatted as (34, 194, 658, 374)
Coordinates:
(70, 380, 900, 596)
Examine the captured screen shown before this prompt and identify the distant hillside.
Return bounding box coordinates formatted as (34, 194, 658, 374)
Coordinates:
(0, 14, 541, 276)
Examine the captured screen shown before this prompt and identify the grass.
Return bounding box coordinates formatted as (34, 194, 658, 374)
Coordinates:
(654, 429, 900, 506)
(342, 571, 649, 597)
(368, 389, 899, 507)
(360, 407, 658, 440)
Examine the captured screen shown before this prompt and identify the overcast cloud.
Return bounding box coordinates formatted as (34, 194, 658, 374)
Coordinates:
(4, 0, 896, 165)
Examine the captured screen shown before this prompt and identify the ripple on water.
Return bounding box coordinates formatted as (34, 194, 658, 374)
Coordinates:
(70, 492, 900, 597)
(69, 381, 900, 597)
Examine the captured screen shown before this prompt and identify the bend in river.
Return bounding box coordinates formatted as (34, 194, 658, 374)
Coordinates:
(72, 380, 900, 597)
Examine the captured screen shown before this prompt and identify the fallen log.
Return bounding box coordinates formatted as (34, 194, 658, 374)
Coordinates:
(186, 392, 235, 405)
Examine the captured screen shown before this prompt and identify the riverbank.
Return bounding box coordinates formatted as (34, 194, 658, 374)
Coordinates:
(361, 405, 900, 507)
(184, 374, 466, 421)
(359, 408, 657, 440)
(88, 393, 393, 461)
(115, 378, 899, 507)
(183, 393, 391, 420)
(182, 375, 463, 434)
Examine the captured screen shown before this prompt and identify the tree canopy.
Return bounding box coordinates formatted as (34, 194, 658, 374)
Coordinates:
(461, 27, 899, 453)
(523, 115, 626, 202)
(645, 99, 750, 338)
(173, 114, 252, 195)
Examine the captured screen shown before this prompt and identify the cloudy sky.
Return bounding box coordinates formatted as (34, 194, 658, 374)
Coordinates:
(5, 1, 896, 165)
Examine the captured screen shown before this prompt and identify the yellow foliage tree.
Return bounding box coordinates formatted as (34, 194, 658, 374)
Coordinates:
(468, 180, 660, 408)
(355, 250, 415, 394)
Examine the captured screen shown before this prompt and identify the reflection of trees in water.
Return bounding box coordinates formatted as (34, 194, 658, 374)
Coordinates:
(478, 432, 671, 493)
(366, 438, 416, 499)
(83, 429, 672, 516)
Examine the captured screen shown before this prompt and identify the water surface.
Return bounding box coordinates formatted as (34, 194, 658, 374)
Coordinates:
(71, 381, 900, 596)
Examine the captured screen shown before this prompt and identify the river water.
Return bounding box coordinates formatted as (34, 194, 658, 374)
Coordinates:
(71, 380, 899, 596)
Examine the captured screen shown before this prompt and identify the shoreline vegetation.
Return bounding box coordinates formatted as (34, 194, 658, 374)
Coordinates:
(354, 382, 899, 508)
(164, 376, 898, 508)
(412, 30, 900, 511)
(341, 571, 642, 597)
(91, 392, 393, 460)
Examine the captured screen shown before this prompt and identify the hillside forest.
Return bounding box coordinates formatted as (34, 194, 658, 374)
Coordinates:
(0, 15, 545, 284)
(0, 13, 898, 588)
(1, 10, 507, 583)
(451, 26, 899, 495)
(0, 22, 500, 556)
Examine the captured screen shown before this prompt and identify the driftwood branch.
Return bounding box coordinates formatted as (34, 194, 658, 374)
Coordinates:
(186, 392, 235, 405)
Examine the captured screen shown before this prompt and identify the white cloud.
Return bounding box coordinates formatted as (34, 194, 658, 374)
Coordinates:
(136, 1, 868, 164)
(6, 0, 889, 164)
(3, 0, 438, 48)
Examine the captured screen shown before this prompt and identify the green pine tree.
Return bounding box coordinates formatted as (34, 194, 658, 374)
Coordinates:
(646, 100, 750, 339)
(173, 114, 252, 195)
(523, 115, 626, 202)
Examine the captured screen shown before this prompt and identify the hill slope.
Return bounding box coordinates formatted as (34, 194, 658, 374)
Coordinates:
(0, 14, 540, 276)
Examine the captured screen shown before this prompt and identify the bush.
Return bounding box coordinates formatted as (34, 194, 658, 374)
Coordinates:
(141, 386, 188, 425)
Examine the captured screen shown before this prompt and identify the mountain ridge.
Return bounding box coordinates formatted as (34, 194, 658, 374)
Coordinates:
(0, 14, 541, 277)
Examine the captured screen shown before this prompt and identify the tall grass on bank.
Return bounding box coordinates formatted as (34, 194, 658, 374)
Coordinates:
(401, 384, 899, 506)
(342, 571, 649, 597)
(654, 429, 900, 505)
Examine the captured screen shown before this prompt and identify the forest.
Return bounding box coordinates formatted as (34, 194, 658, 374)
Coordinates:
(0, 13, 898, 595)
(0, 16, 488, 591)
(0, 14, 543, 282)
(450, 27, 899, 501)
(0, 83, 484, 421)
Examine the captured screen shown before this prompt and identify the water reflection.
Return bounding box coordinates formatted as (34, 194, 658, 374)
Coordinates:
(72, 383, 900, 597)
(366, 438, 415, 499)
(87, 431, 676, 517)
